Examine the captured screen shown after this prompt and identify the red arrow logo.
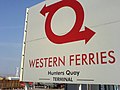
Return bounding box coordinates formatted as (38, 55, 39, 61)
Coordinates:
(40, 0, 95, 44)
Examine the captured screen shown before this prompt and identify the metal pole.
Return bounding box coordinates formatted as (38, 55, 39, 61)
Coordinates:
(104, 85, 107, 90)
(65, 84, 80, 90)
(87, 84, 92, 90)
(99, 85, 101, 90)
(79, 84, 82, 90)
(81, 84, 87, 90)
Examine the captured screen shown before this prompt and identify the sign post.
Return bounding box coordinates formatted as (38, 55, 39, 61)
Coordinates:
(20, 0, 120, 88)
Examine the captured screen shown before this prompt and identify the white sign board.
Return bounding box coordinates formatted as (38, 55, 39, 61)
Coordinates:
(20, 0, 120, 84)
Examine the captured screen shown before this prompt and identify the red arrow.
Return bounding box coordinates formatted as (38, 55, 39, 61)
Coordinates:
(40, 4, 46, 16)
(83, 27, 96, 44)
(40, 0, 95, 44)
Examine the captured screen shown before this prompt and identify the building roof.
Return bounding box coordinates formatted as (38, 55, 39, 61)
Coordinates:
(0, 76, 4, 80)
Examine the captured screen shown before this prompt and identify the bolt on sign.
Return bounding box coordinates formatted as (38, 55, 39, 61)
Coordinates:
(20, 0, 120, 84)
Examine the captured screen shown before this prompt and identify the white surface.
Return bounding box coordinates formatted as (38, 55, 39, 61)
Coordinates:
(20, 0, 120, 84)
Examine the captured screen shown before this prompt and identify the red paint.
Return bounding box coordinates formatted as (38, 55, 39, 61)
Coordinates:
(89, 53, 96, 65)
(96, 52, 99, 64)
(53, 57, 58, 67)
(29, 50, 116, 68)
(29, 56, 65, 68)
(40, 0, 95, 44)
(69, 50, 116, 66)
(108, 50, 116, 64)
(100, 52, 107, 64)
(82, 54, 88, 65)
(29, 59, 35, 68)
(76, 54, 80, 65)
(36, 59, 39, 68)
(48, 57, 52, 67)
(70, 55, 74, 66)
